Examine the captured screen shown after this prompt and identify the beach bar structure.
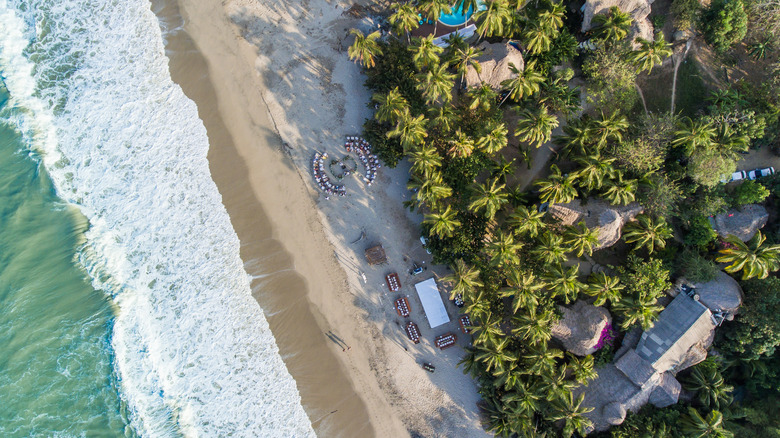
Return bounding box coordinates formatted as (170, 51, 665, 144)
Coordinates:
(365, 244, 387, 265)
(414, 278, 450, 329)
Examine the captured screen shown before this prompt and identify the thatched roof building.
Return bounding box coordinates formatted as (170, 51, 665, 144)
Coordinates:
(576, 293, 719, 432)
(711, 204, 768, 242)
(464, 41, 525, 89)
(581, 0, 654, 45)
(364, 244, 387, 265)
(547, 199, 643, 250)
(551, 301, 611, 356)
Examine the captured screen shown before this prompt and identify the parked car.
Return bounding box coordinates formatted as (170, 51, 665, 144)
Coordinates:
(721, 170, 747, 183)
(420, 235, 432, 254)
(747, 167, 775, 180)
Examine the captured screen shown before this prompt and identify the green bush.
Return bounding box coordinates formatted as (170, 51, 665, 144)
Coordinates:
(683, 215, 718, 249)
(702, 0, 749, 52)
(676, 248, 719, 282)
(582, 42, 638, 114)
(731, 180, 770, 206)
(718, 277, 780, 360)
(362, 118, 404, 167)
(671, 0, 701, 30)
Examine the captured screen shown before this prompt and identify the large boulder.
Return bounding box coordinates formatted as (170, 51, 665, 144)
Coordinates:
(688, 271, 744, 314)
(711, 204, 769, 242)
(552, 301, 612, 356)
(581, 0, 655, 45)
(464, 41, 524, 89)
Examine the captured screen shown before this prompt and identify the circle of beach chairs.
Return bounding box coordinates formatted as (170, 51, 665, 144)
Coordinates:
(344, 136, 381, 186)
(312, 152, 346, 199)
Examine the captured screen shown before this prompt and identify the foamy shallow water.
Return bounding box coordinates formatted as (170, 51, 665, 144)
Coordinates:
(0, 0, 315, 436)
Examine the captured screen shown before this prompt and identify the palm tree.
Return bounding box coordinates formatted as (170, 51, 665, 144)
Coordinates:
(682, 365, 734, 410)
(548, 391, 595, 438)
(533, 231, 568, 266)
(442, 259, 483, 301)
(418, 0, 452, 35)
(458, 346, 480, 377)
(714, 123, 750, 160)
(389, 2, 420, 43)
(476, 337, 517, 373)
(387, 110, 428, 153)
(629, 35, 672, 73)
(584, 272, 624, 306)
(428, 105, 457, 133)
(447, 129, 476, 158)
(424, 206, 462, 238)
(486, 230, 524, 268)
(601, 172, 637, 205)
(564, 221, 600, 257)
(469, 178, 510, 220)
(554, 117, 598, 158)
(512, 307, 554, 345)
(535, 164, 578, 204)
(716, 231, 780, 279)
(544, 263, 585, 304)
(475, 0, 511, 39)
(451, 46, 483, 89)
(681, 408, 733, 438)
(591, 110, 629, 149)
(410, 35, 444, 70)
(507, 205, 546, 238)
(491, 156, 515, 183)
(455, 0, 480, 16)
(522, 22, 556, 55)
(348, 29, 383, 69)
(515, 105, 559, 148)
(407, 172, 452, 209)
(501, 270, 545, 313)
(502, 380, 542, 414)
(372, 87, 409, 124)
(574, 154, 615, 191)
(471, 313, 505, 347)
(672, 117, 717, 156)
(409, 144, 442, 178)
(416, 62, 456, 105)
(591, 6, 633, 43)
(468, 83, 498, 112)
(622, 214, 672, 254)
(567, 353, 598, 384)
(500, 61, 545, 106)
(476, 122, 509, 154)
(522, 343, 563, 376)
(538, 1, 566, 31)
(614, 294, 663, 330)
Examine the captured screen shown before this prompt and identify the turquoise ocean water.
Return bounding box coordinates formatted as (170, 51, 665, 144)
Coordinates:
(0, 0, 314, 436)
(0, 83, 132, 436)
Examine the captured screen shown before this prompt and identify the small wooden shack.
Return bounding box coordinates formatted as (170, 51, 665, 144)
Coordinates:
(364, 244, 387, 265)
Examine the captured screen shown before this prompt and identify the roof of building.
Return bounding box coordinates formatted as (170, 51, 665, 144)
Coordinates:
(464, 41, 525, 89)
(635, 294, 716, 372)
(551, 301, 611, 356)
(364, 244, 387, 265)
(414, 278, 450, 328)
(615, 349, 656, 387)
(649, 372, 681, 408)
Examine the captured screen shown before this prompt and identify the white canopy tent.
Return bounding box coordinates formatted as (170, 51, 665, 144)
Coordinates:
(414, 278, 450, 328)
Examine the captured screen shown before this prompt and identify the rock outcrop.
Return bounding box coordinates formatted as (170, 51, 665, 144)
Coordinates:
(711, 204, 769, 242)
(581, 0, 655, 45)
(551, 301, 612, 356)
(548, 199, 643, 250)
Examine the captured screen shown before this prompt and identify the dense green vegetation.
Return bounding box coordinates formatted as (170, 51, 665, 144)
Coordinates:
(349, 0, 780, 435)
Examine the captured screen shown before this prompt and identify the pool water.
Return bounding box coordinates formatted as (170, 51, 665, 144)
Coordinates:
(438, 4, 475, 27)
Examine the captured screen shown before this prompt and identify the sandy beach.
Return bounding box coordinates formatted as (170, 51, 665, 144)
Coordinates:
(152, 0, 489, 436)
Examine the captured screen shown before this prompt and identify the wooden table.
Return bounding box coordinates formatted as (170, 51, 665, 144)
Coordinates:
(385, 272, 400, 292)
(395, 297, 411, 317)
(459, 315, 472, 334)
(405, 321, 421, 344)
(435, 333, 457, 350)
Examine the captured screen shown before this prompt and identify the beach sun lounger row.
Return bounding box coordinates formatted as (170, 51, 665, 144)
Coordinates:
(312, 152, 345, 199)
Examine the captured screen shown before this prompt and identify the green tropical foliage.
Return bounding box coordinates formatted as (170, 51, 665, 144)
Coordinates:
(622, 214, 673, 254)
(716, 231, 780, 279)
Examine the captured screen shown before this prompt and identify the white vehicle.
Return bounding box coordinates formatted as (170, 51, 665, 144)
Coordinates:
(721, 170, 746, 183)
(747, 167, 775, 180)
(420, 235, 432, 254)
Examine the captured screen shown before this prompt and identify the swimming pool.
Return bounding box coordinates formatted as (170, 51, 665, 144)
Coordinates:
(438, 4, 475, 27)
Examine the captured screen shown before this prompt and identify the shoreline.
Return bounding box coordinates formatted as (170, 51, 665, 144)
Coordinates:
(150, 0, 387, 436)
(151, 0, 488, 436)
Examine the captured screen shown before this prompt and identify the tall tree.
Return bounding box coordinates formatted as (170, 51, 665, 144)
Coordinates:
(475, 0, 511, 39)
(486, 229, 524, 268)
(416, 62, 456, 105)
(507, 205, 546, 238)
(672, 117, 717, 156)
(535, 164, 578, 204)
(476, 337, 517, 373)
(410, 35, 444, 71)
(601, 171, 637, 205)
(613, 294, 663, 330)
(628, 35, 673, 73)
(622, 214, 672, 254)
(522, 343, 563, 376)
(548, 391, 594, 438)
(543, 263, 585, 304)
(442, 259, 483, 301)
(468, 178, 510, 220)
(522, 22, 556, 55)
(680, 408, 733, 438)
(591, 6, 633, 43)
(501, 270, 545, 313)
(468, 83, 499, 112)
(533, 231, 568, 266)
(584, 272, 624, 306)
(512, 307, 555, 345)
(418, 0, 452, 35)
(591, 110, 629, 149)
(716, 231, 780, 279)
(554, 117, 598, 158)
(348, 29, 383, 69)
(567, 353, 598, 384)
(372, 87, 409, 125)
(500, 61, 545, 106)
(389, 2, 420, 43)
(409, 143, 442, 178)
(451, 46, 483, 89)
(564, 221, 600, 257)
(387, 110, 428, 152)
(515, 105, 559, 148)
(447, 129, 476, 157)
(681, 364, 734, 410)
(573, 153, 615, 191)
(424, 205, 462, 238)
(476, 121, 509, 154)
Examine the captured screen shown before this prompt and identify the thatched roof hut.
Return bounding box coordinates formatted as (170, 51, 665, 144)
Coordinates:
(581, 0, 654, 45)
(464, 41, 525, 89)
(551, 301, 611, 356)
(548, 199, 643, 250)
(364, 244, 387, 265)
(711, 204, 768, 242)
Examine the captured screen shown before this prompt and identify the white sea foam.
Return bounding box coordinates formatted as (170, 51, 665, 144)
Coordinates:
(0, 0, 315, 436)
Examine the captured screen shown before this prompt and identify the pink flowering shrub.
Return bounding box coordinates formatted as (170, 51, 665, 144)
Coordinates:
(594, 323, 616, 350)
